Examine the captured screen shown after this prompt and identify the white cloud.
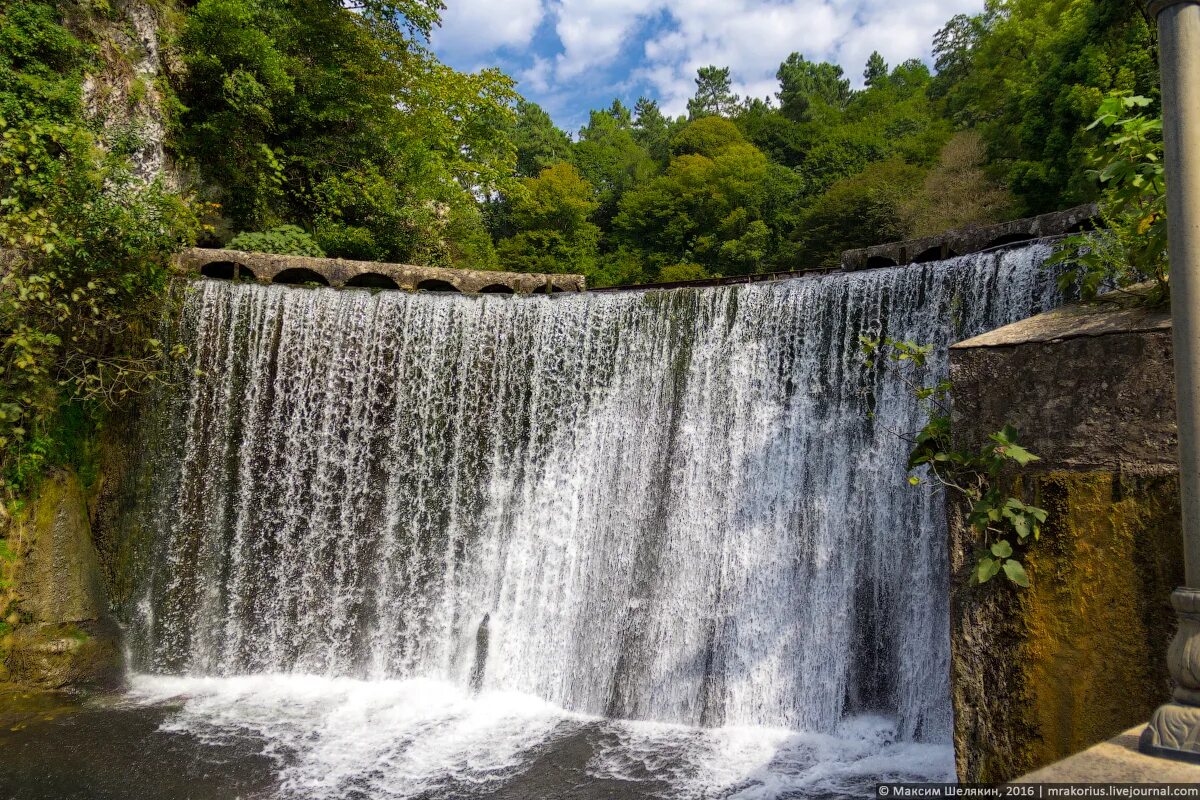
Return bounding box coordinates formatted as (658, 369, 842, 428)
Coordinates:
(435, 0, 986, 120)
(520, 55, 555, 94)
(432, 0, 545, 58)
(551, 0, 656, 79)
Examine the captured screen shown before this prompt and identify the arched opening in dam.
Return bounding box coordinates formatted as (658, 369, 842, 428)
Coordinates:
(864, 255, 899, 270)
(273, 267, 330, 286)
(985, 232, 1036, 251)
(345, 272, 401, 290)
(199, 260, 255, 281)
(107, 243, 1065, 799)
(416, 278, 461, 292)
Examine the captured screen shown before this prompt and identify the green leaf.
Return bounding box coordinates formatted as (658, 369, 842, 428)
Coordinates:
(1003, 559, 1030, 587)
(976, 557, 1000, 584)
(991, 540, 1013, 558)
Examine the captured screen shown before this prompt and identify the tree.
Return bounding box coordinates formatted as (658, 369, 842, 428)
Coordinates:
(606, 98, 633, 129)
(614, 134, 774, 278)
(572, 107, 656, 228)
(864, 51, 888, 87)
(931, 13, 986, 100)
(776, 53, 852, 122)
(935, 0, 1157, 213)
(671, 116, 746, 158)
(496, 163, 601, 276)
(795, 159, 923, 268)
(733, 99, 811, 167)
(687, 66, 741, 119)
(176, 0, 518, 264)
(633, 97, 673, 164)
(511, 100, 572, 178)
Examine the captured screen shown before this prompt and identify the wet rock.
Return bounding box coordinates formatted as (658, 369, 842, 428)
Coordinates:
(5, 471, 124, 690)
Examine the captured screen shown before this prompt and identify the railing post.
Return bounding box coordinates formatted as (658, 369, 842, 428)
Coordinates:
(1141, 0, 1200, 763)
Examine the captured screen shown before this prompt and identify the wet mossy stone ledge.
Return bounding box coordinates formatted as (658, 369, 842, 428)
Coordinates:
(1, 470, 123, 690)
(948, 293, 1181, 783)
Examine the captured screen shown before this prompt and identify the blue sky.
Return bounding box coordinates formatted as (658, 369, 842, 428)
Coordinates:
(430, 0, 987, 134)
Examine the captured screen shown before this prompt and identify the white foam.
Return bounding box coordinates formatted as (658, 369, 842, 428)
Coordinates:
(590, 714, 954, 799)
(126, 674, 954, 799)
(129, 674, 582, 799)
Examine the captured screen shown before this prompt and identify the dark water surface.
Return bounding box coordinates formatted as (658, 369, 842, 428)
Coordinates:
(0, 677, 951, 800)
(1, 690, 275, 800)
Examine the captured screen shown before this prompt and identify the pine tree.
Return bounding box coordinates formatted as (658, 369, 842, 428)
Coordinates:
(864, 51, 888, 87)
(687, 66, 740, 119)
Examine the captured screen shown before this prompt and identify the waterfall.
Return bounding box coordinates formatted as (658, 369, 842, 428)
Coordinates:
(124, 244, 1062, 746)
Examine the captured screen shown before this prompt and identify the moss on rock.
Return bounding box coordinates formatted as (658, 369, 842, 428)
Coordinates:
(1, 470, 124, 690)
(951, 471, 1181, 782)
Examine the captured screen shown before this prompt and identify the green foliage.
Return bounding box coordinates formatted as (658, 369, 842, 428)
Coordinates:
(0, 1, 198, 493)
(467, 0, 1153, 284)
(1049, 94, 1167, 303)
(864, 52, 888, 88)
(613, 133, 773, 279)
(861, 337, 1048, 588)
(3, 0, 1170, 304)
(228, 224, 324, 257)
(496, 164, 601, 276)
(776, 52, 852, 122)
(572, 105, 656, 227)
(0, 125, 196, 493)
(671, 116, 745, 158)
(795, 160, 924, 268)
(0, 1, 87, 124)
(511, 100, 572, 179)
(657, 263, 710, 283)
(175, 0, 516, 267)
(632, 97, 674, 165)
(936, 0, 1157, 214)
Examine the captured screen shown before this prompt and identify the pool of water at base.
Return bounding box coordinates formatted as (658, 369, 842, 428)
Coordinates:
(0, 675, 954, 800)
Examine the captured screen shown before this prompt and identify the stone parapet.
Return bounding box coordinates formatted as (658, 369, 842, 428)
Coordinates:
(174, 248, 586, 294)
(842, 203, 1098, 272)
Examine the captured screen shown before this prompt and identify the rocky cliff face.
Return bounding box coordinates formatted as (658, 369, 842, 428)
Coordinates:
(77, 0, 182, 188)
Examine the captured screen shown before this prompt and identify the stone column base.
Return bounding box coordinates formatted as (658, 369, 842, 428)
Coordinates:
(1140, 587, 1200, 763)
(1140, 703, 1200, 763)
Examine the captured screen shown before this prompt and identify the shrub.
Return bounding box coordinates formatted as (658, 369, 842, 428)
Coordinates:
(657, 263, 710, 283)
(228, 224, 324, 257)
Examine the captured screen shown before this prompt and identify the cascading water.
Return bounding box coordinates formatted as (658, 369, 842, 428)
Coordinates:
(116, 244, 1063, 799)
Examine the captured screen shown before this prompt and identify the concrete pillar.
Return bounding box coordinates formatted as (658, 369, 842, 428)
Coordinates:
(1141, 0, 1200, 763)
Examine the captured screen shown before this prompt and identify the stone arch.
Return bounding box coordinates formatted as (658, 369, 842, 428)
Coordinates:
(865, 255, 898, 270)
(913, 246, 955, 264)
(346, 272, 400, 290)
(985, 232, 1035, 250)
(200, 260, 255, 281)
(416, 279, 461, 293)
(479, 284, 515, 294)
(274, 267, 330, 286)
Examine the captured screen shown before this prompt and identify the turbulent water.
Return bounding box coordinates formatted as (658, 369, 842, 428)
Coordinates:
(116, 244, 1063, 799)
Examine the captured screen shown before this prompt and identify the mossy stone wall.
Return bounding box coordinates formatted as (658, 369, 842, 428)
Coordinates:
(949, 300, 1182, 782)
(1, 469, 124, 689)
